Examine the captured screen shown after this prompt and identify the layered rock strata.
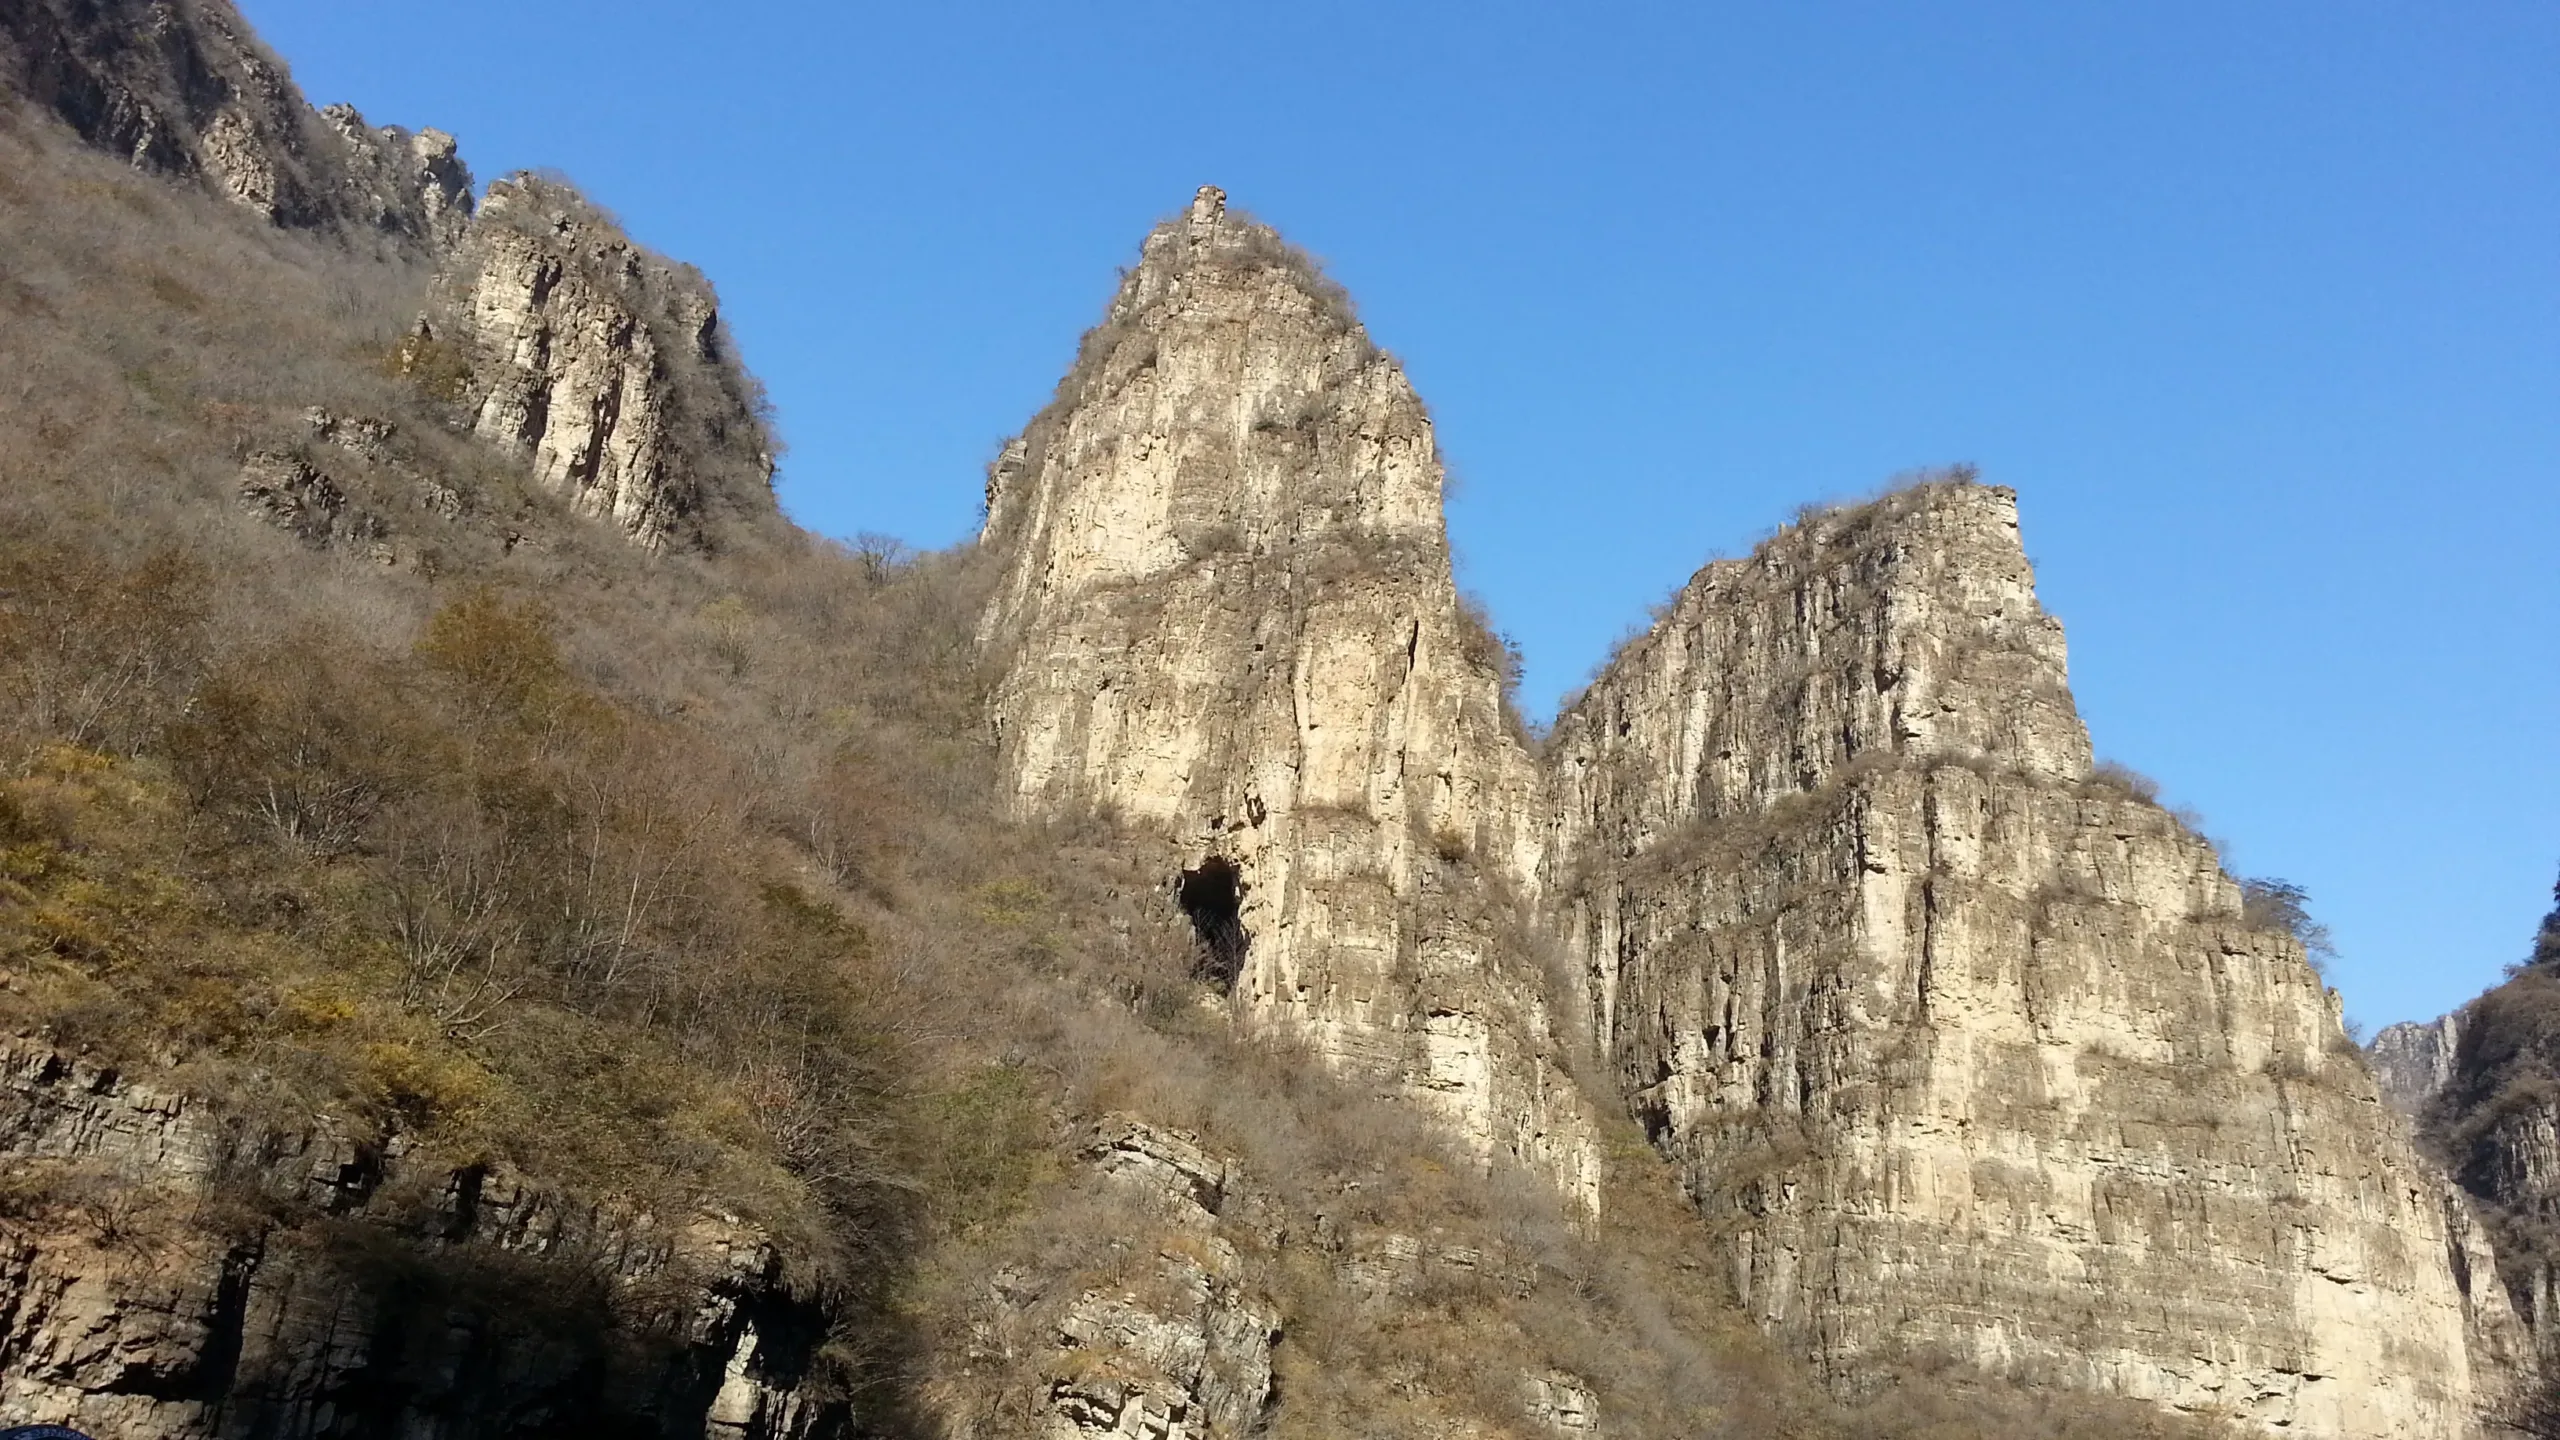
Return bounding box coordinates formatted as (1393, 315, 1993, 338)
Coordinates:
(0, 0, 471, 249)
(0, 1038, 828, 1440)
(1038, 1120, 1278, 1439)
(1540, 482, 2522, 1435)
(417, 175, 778, 549)
(977, 187, 1597, 1200)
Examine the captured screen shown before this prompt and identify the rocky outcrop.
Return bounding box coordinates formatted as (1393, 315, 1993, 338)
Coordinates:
(938, 1117, 1278, 1440)
(1541, 482, 2523, 1435)
(2375, 1015, 2466, 1115)
(977, 187, 1597, 1200)
(0, 1039, 831, 1440)
(0, 0, 470, 249)
(1037, 1121, 1278, 1439)
(413, 175, 777, 550)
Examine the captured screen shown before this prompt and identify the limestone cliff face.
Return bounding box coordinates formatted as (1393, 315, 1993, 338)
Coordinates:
(0, 1038, 830, 1440)
(0, 0, 471, 249)
(2374, 1015, 2466, 1115)
(1542, 482, 2521, 1436)
(978, 188, 1597, 1199)
(418, 175, 778, 550)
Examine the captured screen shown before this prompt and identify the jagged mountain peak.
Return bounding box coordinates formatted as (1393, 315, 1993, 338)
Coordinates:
(0, 0, 473, 250)
(981, 184, 1415, 554)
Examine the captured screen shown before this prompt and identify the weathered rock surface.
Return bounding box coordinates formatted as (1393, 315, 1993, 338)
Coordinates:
(1540, 482, 2523, 1435)
(1039, 1121, 1278, 1440)
(2374, 1014, 2466, 1115)
(978, 187, 1598, 1201)
(0, 1038, 830, 1440)
(0, 0, 470, 249)
(935, 1117, 1278, 1440)
(416, 175, 778, 550)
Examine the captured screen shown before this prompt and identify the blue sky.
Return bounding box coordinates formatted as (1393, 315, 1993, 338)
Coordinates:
(239, 1, 2557, 1030)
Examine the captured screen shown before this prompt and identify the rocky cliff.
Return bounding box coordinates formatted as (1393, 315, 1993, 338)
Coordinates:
(1539, 482, 2522, 1434)
(973, 194, 2538, 1435)
(2410, 876, 2560, 1361)
(977, 187, 1598, 1201)
(0, 0, 470, 249)
(1, 0, 772, 554)
(2374, 1015, 2466, 1115)
(413, 175, 779, 550)
(0, 1039, 827, 1440)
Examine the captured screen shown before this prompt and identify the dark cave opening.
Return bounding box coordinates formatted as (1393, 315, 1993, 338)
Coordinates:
(1178, 858, 1249, 990)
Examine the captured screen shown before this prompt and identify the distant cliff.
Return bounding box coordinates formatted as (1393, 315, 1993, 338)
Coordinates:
(2375, 1014, 2466, 1114)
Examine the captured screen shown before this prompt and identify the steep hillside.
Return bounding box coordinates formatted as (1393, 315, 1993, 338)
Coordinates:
(0, 0, 469, 247)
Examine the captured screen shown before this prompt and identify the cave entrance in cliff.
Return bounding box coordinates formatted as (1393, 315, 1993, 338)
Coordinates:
(1178, 858, 1249, 990)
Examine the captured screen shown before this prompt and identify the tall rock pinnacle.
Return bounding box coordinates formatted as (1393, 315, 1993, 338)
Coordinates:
(978, 187, 1600, 1198)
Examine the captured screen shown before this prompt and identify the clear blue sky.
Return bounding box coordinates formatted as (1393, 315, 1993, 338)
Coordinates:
(240, 1, 2556, 1031)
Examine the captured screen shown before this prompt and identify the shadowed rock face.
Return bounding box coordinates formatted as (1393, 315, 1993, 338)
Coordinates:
(0, 1041, 829, 1440)
(977, 186, 1602, 1204)
(2411, 914, 2560, 1366)
(0, 0, 471, 248)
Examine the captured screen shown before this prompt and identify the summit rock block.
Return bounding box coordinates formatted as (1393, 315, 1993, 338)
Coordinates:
(421, 175, 778, 550)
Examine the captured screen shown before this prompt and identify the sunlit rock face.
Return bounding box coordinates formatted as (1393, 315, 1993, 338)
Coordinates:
(983, 189, 2528, 1433)
(1541, 482, 2525, 1436)
(423, 175, 777, 550)
(977, 187, 1599, 1203)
